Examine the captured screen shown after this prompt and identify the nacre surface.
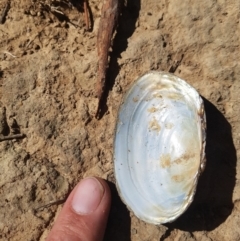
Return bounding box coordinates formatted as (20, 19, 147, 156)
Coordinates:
(114, 71, 206, 224)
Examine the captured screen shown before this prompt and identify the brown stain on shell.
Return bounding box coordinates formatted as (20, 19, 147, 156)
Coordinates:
(171, 174, 185, 183)
(148, 117, 161, 132)
(171, 166, 199, 193)
(166, 92, 183, 101)
(153, 93, 163, 98)
(155, 83, 170, 90)
(148, 107, 158, 113)
(160, 152, 196, 168)
(133, 97, 139, 102)
(172, 153, 196, 165)
(160, 154, 171, 168)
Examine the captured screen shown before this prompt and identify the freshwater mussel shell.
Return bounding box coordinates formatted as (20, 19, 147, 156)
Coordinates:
(114, 71, 206, 224)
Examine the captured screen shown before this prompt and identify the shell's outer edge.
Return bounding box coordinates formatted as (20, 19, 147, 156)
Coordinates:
(113, 71, 207, 225)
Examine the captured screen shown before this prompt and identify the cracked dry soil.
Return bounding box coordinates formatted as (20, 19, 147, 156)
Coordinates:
(0, 0, 240, 240)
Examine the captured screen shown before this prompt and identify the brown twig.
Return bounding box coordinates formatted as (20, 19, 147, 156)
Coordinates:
(83, 0, 89, 30)
(168, 54, 184, 73)
(35, 199, 66, 211)
(0, 133, 25, 142)
(0, 0, 10, 24)
(95, 0, 120, 119)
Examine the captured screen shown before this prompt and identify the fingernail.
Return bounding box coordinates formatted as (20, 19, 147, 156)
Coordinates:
(71, 177, 104, 215)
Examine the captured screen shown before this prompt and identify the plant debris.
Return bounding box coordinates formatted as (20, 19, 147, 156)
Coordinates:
(95, 0, 120, 119)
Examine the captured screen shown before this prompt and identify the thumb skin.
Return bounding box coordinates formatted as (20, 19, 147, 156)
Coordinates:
(46, 177, 111, 241)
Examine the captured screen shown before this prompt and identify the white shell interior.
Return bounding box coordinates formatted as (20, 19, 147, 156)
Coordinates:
(114, 71, 205, 224)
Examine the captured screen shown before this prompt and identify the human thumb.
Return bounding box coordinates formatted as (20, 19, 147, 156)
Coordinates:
(46, 177, 111, 241)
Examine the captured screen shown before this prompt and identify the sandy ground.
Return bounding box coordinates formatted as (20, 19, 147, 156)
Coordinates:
(0, 0, 240, 240)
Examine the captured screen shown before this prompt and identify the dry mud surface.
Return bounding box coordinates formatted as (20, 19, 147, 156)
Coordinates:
(0, 0, 240, 240)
